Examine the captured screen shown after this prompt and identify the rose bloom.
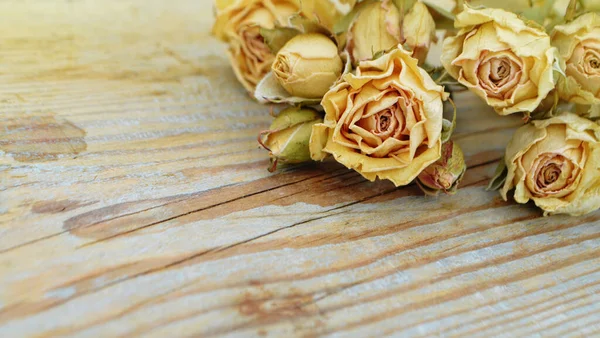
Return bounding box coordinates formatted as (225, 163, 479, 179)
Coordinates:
(553, 12, 600, 105)
(310, 47, 448, 186)
(441, 6, 556, 115)
(212, 0, 298, 92)
(501, 113, 600, 216)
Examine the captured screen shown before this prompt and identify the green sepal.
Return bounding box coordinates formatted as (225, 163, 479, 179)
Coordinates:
(260, 27, 300, 54)
(486, 157, 508, 191)
(254, 71, 322, 105)
(333, 0, 376, 34)
(392, 0, 417, 16)
(441, 98, 457, 144)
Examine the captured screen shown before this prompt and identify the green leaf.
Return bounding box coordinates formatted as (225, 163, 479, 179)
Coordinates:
(392, 0, 417, 16)
(254, 71, 322, 105)
(287, 14, 329, 35)
(333, 0, 375, 34)
(415, 179, 442, 196)
(434, 18, 458, 31)
(552, 55, 566, 79)
(486, 157, 508, 191)
(421, 0, 455, 20)
(519, 9, 545, 25)
(260, 27, 300, 54)
(441, 98, 457, 143)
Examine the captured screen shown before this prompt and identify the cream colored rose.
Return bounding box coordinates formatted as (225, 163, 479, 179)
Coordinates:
(310, 47, 448, 186)
(441, 6, 556, 115)
(553, 12, 600, 105)
(212, 0, 299, 92)
(272, 34, 343, 98)
(501, 113, 600, 216)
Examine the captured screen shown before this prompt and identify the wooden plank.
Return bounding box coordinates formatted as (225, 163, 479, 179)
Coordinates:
(0, 0, 598, 337)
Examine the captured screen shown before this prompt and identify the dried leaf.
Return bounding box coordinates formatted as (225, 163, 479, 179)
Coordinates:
(260, 27, 300, 54)
(486, 157, 508, 191)
(254, 71, 322, 105)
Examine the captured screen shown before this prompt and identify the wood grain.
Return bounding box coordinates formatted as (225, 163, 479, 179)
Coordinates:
(1, 0, 599, 337)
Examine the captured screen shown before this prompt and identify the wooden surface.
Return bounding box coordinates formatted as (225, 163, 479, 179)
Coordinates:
(1, 1, 600, 337)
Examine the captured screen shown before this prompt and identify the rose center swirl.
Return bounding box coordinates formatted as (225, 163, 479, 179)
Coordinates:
(352, 89, 419, 149)
(241, 26, 271, 63)
(476, 52, 522, 100)
(583, 48, 600, 73)
(538, 162, 561, 187)
(529, 153, 581, 197)
(376, 110, 393, 132)
(490, 59, 510, 82)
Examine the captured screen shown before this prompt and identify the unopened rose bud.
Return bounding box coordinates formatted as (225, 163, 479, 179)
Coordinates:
(271, 33, 343, 98)
(402, 2, 437, 65)
(347, 0, 402, 64)
(417, 141, 466, 196)
(258, 106, 323, 172)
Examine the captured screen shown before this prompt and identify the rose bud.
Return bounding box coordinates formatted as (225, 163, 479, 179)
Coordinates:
(501, 112, 600, 216)
(552, 12, 600, 106)
(258, 106, 323, 172)
(416, 141, 466, 196)
(346, 0, 402, 64)
(271, 33, 343, 98)
(402, 2, 437, 65)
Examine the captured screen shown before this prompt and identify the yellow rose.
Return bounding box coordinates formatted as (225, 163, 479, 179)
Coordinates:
(212, 0, 299, 92)
(272, 34, 343, 98)
(441, 6, 556, 115)
(501, 112, 600, 216)
(552, 12, 600, 105)
(310, 47, 448, 186)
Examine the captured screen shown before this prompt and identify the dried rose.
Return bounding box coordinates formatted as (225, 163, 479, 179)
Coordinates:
(271, 33, 343, 98)
(258, 106, 323, 171)
(310, 47, 448, 187)
(501, 112, 600, 216)
(441, 6, 556, 116)
(553, 12, 600, 106)
(417, 141, 466, 196)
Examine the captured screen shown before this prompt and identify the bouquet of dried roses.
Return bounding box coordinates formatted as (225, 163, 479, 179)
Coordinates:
(212, 0, 600, 215)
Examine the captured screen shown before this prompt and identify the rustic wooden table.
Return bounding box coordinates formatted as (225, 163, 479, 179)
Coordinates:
(1, 0, 600, 337)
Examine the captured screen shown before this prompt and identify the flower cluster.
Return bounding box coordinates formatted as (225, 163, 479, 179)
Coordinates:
(213, 0, 600, 215)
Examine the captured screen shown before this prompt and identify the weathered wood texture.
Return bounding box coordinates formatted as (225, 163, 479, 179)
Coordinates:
(1, 1, 599, 337)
